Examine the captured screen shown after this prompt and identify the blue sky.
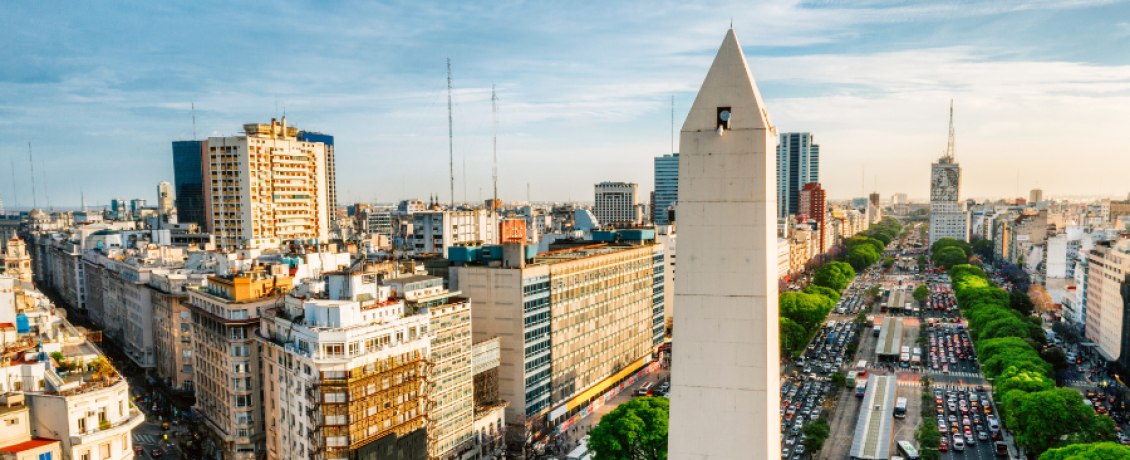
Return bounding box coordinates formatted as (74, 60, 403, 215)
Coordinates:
(3, 0, 1130, 210)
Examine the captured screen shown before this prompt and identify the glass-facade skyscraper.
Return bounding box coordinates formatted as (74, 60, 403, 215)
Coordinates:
(654, 153, 679, 225)
(171, 140, 207, 229)
(776, 132, 819, 219)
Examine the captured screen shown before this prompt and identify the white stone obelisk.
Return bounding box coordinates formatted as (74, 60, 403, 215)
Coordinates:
(669, 29, 780, 460)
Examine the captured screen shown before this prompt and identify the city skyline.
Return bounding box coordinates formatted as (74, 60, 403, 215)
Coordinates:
(3, 1, 1130, 208)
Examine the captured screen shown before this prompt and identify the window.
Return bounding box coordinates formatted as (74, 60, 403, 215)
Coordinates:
(121, 434, 128, 452)
(231, 344, 250, 357)
(100, 443, 110, 460)
(233, 362, 249, 374)
(235, 395, 253, 407)
(3, 417, 16, 426)
(39, 453, 53, 460)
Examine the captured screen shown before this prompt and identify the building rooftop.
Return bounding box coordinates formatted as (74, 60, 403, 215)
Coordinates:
(0, 437, 58, 453)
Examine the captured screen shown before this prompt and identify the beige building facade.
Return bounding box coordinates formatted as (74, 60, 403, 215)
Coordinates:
(205, 118, 330, 249)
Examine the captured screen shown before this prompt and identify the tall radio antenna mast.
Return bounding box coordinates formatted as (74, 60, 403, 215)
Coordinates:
(447, 58, 455, 209)
(492, 84, 499, 210)
(192, 102, 197, 140)
(945, 99, 955, 161)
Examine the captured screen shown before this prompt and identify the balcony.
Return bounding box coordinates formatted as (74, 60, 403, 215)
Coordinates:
(70, 409, 145, 447)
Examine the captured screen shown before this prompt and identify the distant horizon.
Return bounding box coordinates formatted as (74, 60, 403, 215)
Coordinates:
(3, 1, 1130, 206)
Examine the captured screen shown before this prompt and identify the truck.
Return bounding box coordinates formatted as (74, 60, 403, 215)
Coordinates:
(911, 347, 922, 364)
(873, 324, 882, 337)
(994, 442, 1009, 457)
(825, 332, 838, 344)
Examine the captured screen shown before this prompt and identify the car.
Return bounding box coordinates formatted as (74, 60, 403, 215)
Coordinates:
(151, 450, 163, 458)
(979, 431, 990, 440)
(134, 447, 143, 455)
(943, 365, 950, 373)
(795, 445, 806, 455)
(782, 449, 790, 458)
(786, 437, 796, 446)
(940, 441, 949, 451)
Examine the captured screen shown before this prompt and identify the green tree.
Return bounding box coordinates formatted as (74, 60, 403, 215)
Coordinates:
(847, 245, 880, 271)
(779, 317, 807, 353)
(854, 312, 868, 326)
(588, 397, 669, 460)
(801, 417, 831, 453)
(1005, 388, 1117, 455)
(1011, 289, 1036, 316)
(917, 255, 929, 271)
(972, 239, 995, 260)
(813, 262, 855, 291)
(803, 285, 842, 303)
(913, 285, 929, 302)
(932, 246, 967, 270)
(830, 372, 847, 389)
(1039, 442, 1130, 460)
(871, 232, 892, 247)
(920, 374, 932, 388)
(931, 237, 973, 258)
(979, 316, 1032, 342)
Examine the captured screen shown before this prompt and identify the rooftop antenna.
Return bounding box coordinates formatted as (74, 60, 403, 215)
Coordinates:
(447, 58, 455, 209)
(945, 99, 955, 161)
(671, 95, 675, 154)
(81, 188, 87, 212)
(527, 183, 530, 204)
(192, 102, 197, 140)
(28, 142, 36, 209)
(492, 84, 499, 211)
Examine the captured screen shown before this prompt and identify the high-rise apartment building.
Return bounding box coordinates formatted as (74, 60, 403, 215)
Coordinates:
(929, 155, 969, 245)
(593, 182, 640, 225)
(297, 131, 337, 213)
(172, 140, 208, 229)
(1084, 239, 1130, 366)
(189, 272, 294, 460)
(798, 183, 827, 253)
(205, 118, 331, 249)
(653, 154, 679, 225)
(451, 239, 665, 423)
(869, 192, 880, 207)
(410, 210, 499, 256)
(776, 132, 819, 219)
(1030, 189, 1044, 204)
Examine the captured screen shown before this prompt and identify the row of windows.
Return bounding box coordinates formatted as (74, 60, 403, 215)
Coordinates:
(524, 339, 551, 359)
(523, 297, 550, 313)
(525, 354, 550, 373)
(523, 311, 550, 328)
(523, 281, 550, 296)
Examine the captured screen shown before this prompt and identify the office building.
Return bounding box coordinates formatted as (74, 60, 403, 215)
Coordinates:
(205, 118, 331, 249)
(1030, 189, 1043, 204)
(172, 140, 208, 229)
(1, 238, 32, 282)
(451, 238, 665, 423)
(776, 132, 819, 219)
(892, 193, 908, 205)
(654, 154, 679, 225)
(869, 192, 880, 207)
(668, 29, 780, 460)
(594, 182, 641, 225)
(189, 272, 294, 460)
(297, 131, 338, 213)
(929, 155, 969, 245)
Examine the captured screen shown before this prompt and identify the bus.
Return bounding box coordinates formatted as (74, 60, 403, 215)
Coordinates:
(847, 371, 858, 385)
(855, 380, 867, 397)
(897, 441, 920, 460)
(894, 397, 908, 418)
(855, 361, 868, 382)
(900, 352, 911, 367)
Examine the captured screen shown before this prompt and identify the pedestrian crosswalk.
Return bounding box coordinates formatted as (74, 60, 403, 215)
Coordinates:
(134, 434, 159, 445)
(926, 370, 982, 378)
